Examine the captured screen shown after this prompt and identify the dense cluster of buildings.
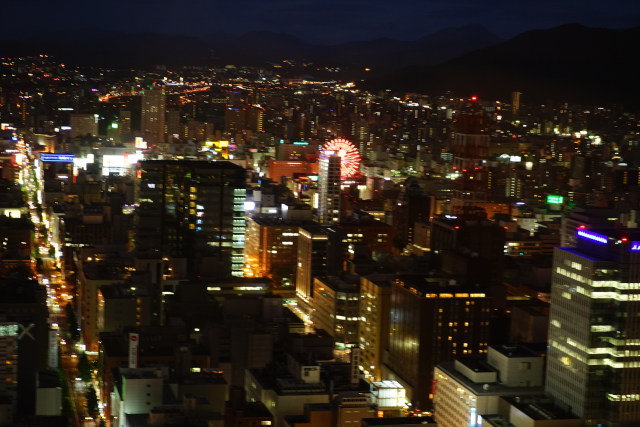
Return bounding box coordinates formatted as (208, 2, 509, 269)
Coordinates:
(1, 55, 640, 427)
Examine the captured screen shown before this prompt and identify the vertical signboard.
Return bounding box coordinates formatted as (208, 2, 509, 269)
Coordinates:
(48, 329, 58, 369)
(129, 333, 139, 368)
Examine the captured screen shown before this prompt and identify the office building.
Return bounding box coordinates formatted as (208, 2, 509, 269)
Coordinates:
(359, 274, 393, 382)
(140, 86, 166, 144)
(511, 91, 521, 115)
(480, 396, 582, 427)
(449, 114, 491, 214)
(312, 275, 360, 348)
(243, 216, 303, 284)
(317, 153, 342, 224)
(70, 113, 98, 138)
(136, 160, 246, 279)
(296, 225, 340, 314)
(433, 344, 545, 427)
(119, 110, 132, 143)
(0, 279, 49, 418)
(430, 214, 505, 287)
(383, 276, 490, 410)
(546, 227, 640, 426)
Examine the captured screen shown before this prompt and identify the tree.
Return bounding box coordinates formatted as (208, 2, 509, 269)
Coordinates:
(65, 303, 80, 343)
(78, 352, 92, 382)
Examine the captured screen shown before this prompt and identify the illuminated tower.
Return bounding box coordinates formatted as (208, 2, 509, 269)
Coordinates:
(317, 138, 361, 225)
(546, 228, 640, 426)
(140, 86, 166, 144)
(511, 91, 522, 115)
(119, 110, 132, 143)
(449, 114, 491, 214)
(317, 152, 342, 224)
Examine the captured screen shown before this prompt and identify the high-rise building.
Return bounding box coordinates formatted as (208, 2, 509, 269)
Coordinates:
(296, 225, 340, 314)
(449, 115, 491, 214)
(546, 227, 640, 426)
(317, 153, 342, 224)
(140, 86, 166, 144)
(70, 113, 98, 138)
(359, 274, 393, 382)
(434, 344, 546, 427)
(383, 276, 490, 410)
(135, 160, 246, 278)
(0, 279, 49, 418)
(119, 110, 132, 143)
(511, 91, 521, 115)
(166, 109, 181, 137)
(430, 214, 505, 287)
(312, 276, 360, 347)
(243, 216, 302, 283)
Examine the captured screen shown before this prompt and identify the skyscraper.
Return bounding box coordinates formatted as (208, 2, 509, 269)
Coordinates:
(449, 114, 491, 214)
(317, 152, 341, 224)
(135, 160, 246, 278)
(383, 276, 490, 410)
(140, 86, 166, 144)
(295, 224, 340, 314)
(546, 227, 640, 426)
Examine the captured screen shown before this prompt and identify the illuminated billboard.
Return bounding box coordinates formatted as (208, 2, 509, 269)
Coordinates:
(546, 195, 564, 204)
(41, 153, 74, 163)
(134, 137, 148, 149)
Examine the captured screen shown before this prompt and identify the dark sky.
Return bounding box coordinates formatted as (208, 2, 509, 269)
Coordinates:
(6, 0, 639, 43)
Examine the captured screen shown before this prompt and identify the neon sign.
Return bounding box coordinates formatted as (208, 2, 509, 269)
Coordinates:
(631, 242, 640, 251)
(547, 195, 564, 204)
(577, 230, 608, 244)
(41, 153, 74, 163)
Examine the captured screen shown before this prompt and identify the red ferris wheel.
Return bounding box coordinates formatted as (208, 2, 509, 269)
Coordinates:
(321, 138, 361, 179)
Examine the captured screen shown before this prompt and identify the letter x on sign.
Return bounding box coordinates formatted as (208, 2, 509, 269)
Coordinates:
(18, 323, 35, 340)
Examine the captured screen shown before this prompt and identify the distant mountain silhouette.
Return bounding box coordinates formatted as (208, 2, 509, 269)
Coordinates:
(0, 25, 500, 69)
(2, 24, 637, 106)
(1, 33, 217, 67)
(366, 24, 640, 106)
(321, 24, 502, 68)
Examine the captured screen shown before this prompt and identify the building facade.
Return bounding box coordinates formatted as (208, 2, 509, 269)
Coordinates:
(135, 160, 246, 278)
(383, 276, 491, 410)
(546, 228, 640, 426)
(140, 86, 166, 144)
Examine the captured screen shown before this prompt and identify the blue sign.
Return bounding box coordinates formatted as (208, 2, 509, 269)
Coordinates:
(41, 153, 74, 163)
(631, 242, 640, 251)
(576, 230, 608, 244)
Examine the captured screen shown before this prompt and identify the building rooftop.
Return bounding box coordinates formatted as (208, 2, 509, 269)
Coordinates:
(247, 368, 328, 396)
(249, 216, 314, 227)
(436, 361, 544, 397)
(316, 275, 359, 293)
(502, 395, 578, 421)
(456, 356, 497, 373)
(395, 274, 487, 295)
(490, 344, 541, 358)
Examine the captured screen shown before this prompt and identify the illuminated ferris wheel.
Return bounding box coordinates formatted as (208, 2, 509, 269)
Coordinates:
(321, 138, 361, 179)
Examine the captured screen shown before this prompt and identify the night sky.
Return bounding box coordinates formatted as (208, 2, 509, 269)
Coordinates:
(5, 0, 639, 44)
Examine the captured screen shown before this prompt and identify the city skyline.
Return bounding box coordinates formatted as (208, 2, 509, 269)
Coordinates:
(1, 17, 640, 424)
